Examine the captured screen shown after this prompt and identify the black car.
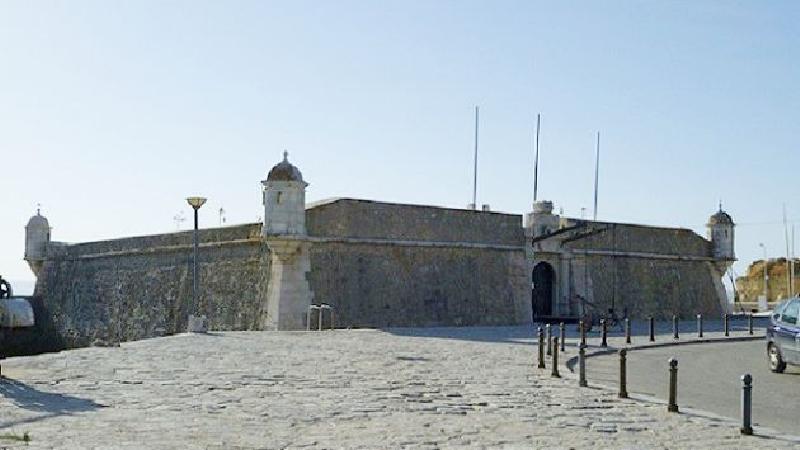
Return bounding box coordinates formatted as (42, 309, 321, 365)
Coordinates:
(767, 298, 800, 373)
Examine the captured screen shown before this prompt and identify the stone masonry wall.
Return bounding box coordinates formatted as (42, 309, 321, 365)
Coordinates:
(565, 223, 712, 257)
(307, 199, 523, 245)
(308, 242, 529, 328)
(564, 224, 722, 319)
(578, 256, 723, 320)
(35, 224, 269, 346)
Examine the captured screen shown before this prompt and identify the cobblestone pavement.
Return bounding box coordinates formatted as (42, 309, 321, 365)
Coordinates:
(0, 326, 797, 449)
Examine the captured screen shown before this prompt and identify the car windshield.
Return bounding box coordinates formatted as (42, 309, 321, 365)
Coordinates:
(773, 301, 789, 320)
(781, 300, 799, 325)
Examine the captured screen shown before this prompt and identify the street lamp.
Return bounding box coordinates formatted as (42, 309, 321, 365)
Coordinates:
(759, 243, 768, 303)
(186, 196, 207, 332)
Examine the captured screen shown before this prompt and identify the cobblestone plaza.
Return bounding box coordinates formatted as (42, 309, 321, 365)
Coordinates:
(1, 327, 795, 449)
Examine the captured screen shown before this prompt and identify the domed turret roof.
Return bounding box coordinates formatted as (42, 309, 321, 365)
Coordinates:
(709, 209, 733, 225)
(266, 151, 304, 182)
(26, 209, 49, 229)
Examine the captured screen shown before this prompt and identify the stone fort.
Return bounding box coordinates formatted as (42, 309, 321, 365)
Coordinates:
(22, 153, 736, 345)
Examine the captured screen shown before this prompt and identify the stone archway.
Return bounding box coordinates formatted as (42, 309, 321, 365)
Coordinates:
(532, 262, 555, 320)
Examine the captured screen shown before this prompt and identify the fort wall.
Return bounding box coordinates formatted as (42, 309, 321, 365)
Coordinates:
(34, 224, 269, 346)
(578, 256, 723, 319)
(308, 242, 529, 328)
(564, 223, 712, 257)
(307, 199, 523, 245)
(561, 224, 724, 319)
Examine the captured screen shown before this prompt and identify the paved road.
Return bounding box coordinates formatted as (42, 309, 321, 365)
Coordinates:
(585, 339, 800, 435)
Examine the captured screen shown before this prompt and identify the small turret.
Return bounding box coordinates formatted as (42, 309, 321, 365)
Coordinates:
(707, 206, 735, 260)
(526, 200, 560, 238)
(261, 151, 308, 237)
(24, 208, 51, 277)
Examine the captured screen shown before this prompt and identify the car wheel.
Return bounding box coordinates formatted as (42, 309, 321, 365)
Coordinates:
(768, 343, 787, 373)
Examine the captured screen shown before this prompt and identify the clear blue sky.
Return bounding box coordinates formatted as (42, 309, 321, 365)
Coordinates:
(2, 1, 799, 292)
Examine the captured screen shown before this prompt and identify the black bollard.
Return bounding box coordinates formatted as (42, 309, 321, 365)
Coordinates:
(740, 374, 753, 435)
(537, 326, 546, 369)
(667, 358, 679, 413)
(559, 322, 566, 352)
(748, 313, 754, 336)
(673, 315, 679, 340)
(546, 324, 552, 356)
(625, 318, 631, 344)
(601, 319, 608, 347)
(579, 320, 586, 347)
(578, 344, 588, 387)
(724, 313, 730, 337)
(619, 348, 628, 398)
(551, 337, 561, 378)
(649, 316, 655, 342)
(697, 313, 703, 338)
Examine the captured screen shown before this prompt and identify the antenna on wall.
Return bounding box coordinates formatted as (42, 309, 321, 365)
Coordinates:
(173, 211, 186, 230)
(533, 113, 541, 202)
(471, 106, 480, 210)
(593, 131, 600, 221)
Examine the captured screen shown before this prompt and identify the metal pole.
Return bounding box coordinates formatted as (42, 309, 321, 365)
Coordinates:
(793, 225, 796, 298)
(578, 343, 587, 387)
(579, 320, 586, 347)
(748, 313, 753, 335)
(593, 131, 600, 221)
(472, 106, 479, 209)
(537, 326, 546, 369)
(764, 256, 768, 301)
(673, 315, 679, 340)
(625, 318, 631, 344)
(668, 358, 679, 412)
(724, 313, 730, 337)
(649, 316, 655, 342)
(191, 207, 199, 326)
(546, 323, 552, 356)
(740, 374, 753, 435)
(697, 313, 703, 338)
(533, 113, 540, 202)
(601, 318, 607, 347)
(318, 305, 323, 331)
(559, 322, 566, 352)
(784, 204, 791, 299)
(551, 337, 561, 378)
(619, 349, 628, 398)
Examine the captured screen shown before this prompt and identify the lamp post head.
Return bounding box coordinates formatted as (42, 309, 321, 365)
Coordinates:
(186, 196, 207, 210)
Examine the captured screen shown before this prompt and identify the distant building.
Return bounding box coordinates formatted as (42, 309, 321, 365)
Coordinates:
(24, 154, 735, 345)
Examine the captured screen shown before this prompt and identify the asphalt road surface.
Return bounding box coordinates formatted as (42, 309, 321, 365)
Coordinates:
(585, 339, 800, 435)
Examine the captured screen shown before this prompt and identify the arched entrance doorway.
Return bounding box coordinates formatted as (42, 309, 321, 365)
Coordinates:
(532, 262, 555, 320)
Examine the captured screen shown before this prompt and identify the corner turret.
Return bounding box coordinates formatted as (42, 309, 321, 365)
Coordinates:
(24, 208, 50, 277)
(707, 206, 735, 260)
(261, 151, 308, 237)
(260, 152, 314, 331)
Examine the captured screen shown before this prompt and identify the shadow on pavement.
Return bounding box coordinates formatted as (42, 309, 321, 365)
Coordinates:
(0, 377, 105, 430)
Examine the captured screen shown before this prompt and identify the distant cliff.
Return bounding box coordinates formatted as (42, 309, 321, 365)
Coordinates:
(736, 258, 800, 302)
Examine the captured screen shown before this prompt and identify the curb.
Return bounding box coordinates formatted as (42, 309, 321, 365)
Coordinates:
(565, 334, 764, 372)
